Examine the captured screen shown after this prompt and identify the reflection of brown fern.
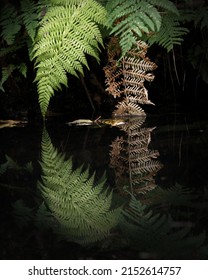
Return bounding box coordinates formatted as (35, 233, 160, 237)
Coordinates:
(104, 38, 157, 116)
(110, 117, 162, 195)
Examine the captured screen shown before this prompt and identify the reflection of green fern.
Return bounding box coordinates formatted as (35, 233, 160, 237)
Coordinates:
(106, 0, 184, 56)
(38, 128, 120, 244)
(0, 155, 33, 175)
(143, 183, 198, 207)
(120, 194, 206, 259)
(32, 0, 107, 117)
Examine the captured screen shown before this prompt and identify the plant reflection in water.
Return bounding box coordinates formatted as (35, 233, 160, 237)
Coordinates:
(0, 117, 208, 259)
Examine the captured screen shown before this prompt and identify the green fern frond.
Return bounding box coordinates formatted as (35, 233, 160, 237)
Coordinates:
(188, 38, 208, 84)
(0, 160, 9, 176)
(20, 0, 39, 42)
(0, 5, 22, 45)
(38, 128, 120, 244)
(194, 6, 208, 30)
(0, 44, 25, 58)
(106, 0, 187, 55)
(0, 155, 33, 175)
(106, 0, 162, 57)
(0, 65, 15, 92)
(33, 0, 107, 117)
(147, 0, 179, 15)
(120, 195, 206, 258)
(147, 13, 189, 52)
(18, 63, 27, 78)
(50, 0, 83, 5)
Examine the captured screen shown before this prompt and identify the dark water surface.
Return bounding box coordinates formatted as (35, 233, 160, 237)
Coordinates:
(0, 111, 208, 259)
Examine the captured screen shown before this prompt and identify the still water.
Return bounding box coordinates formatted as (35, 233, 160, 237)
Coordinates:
(0, 111, 208, 259)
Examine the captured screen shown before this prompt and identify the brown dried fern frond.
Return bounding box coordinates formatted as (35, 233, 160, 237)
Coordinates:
(104, 38, 157, 116)
(104, 60, 124, 98)
(127, 93, 154, 105)
(113, 98, 146, 116)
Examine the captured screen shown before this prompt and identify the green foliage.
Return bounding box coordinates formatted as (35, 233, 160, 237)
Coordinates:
(20, 0, 40, 42)
(0, 0, 207, 116)
(188, 38, 208, 84)
(0, 44, 25, 58)
(0, 63, 27, 92)
(146, 13, 188, 52)
(193, 6, 208, 30)
(0, 5, 22, 45)
(12, 200, 34, 228)
(0, 0, 41, 91)
(120, 194, 206, 259)
(0, 65, 16, 92)
(1, 133, 207, 257)
(146, 0, 178, 14)
(143, 183, 198, 207)
(106, 0, 186, 56)
(32, 0, 107, 117)
(0, 0, 42, 45)
(0, 159, 9, 176)
(182, 6, 208, 84)
(0, 155, 33, 175)
(38, 128, 120, 244)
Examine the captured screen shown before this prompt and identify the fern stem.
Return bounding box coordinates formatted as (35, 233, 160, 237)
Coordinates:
(79, 74, 95, 111)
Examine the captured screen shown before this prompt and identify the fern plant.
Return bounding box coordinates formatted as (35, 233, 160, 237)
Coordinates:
(20, 0, 41, 43)
(182, 6, 208, 84)
(120, 194, 206, 259)
(0, 0, 195, 117)
(38, 127, 120, 244)
(0, 63, 28, 92)
(106, 0, 187, 57)
(0, 5, 22, 45)
(143, 183, 199, 207)
(32, 0, 107, 117)
(146, 12, 189, 52)
(0, 0, 42, 93)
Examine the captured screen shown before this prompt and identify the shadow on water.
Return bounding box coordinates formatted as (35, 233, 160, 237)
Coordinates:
(0, 111, 208, 260)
